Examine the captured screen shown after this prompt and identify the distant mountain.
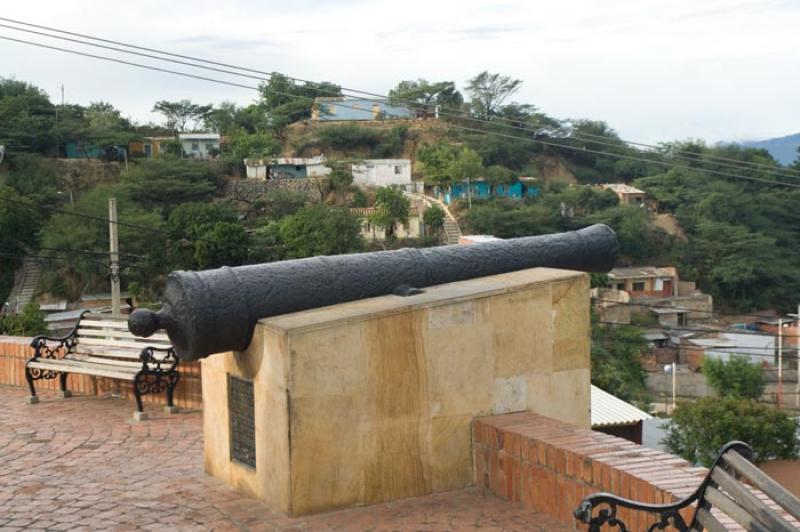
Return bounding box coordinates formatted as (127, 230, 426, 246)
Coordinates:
(741, 133, 800, 165)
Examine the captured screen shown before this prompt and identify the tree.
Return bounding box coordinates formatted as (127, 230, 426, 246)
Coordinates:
(369, 187, 410, 239)
(703, 355, 765, 399)
(39, 184, 168, 300)
(259, 74, 341, 136)
(328, 167, 354, 203)
(389, 79, 463, 112)
(0, 77, 55, 153)
(422, 204, 445, 236)
(279, 204, 362, 258)
(152, 100, 212, 133)
(193, 222, 249, 269)
(590, 322, 650, 408)
(417, 142, 483, 186)
(84, 101, 134, 149)
(465, 71, 523, 120)
(122, 158, 217, 210)
(665, 397, 799, 466)
(0, 185, 40, 246)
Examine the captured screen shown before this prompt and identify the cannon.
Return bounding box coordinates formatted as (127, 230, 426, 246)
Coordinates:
(129, 224, 618, 361)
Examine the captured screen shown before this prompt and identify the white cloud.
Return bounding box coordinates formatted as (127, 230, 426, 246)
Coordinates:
(2, 0, 798, 143)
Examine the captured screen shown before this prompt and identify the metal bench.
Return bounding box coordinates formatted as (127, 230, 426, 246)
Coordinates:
(25, 311, 178, 420)
(574, 441, 800, 531)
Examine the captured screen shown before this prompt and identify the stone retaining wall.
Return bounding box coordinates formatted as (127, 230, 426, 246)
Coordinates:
(224, 178, 325, 203)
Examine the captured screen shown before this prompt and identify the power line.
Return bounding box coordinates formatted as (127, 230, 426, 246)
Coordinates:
(593, 298, 796, 321)
(596, 320, 800, 339)
(4, 34, 800, 191)
(4, 16, 798, 181)
(0, 244, 154, 263)
(0, 191, 177, 237)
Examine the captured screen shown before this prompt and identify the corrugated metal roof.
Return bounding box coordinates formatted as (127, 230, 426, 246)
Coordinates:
(591, 385, 652, 427)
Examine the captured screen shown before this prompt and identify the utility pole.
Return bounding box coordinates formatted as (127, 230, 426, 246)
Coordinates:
(777, 318, 783, 409)
(108, 197, 121, 317)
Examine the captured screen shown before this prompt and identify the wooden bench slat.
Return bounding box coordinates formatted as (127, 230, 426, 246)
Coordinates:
(28, 359, 136, 380)
(711, 466, 796, 532)
(77, 328, 171, 343)
(704, 485, 772, 532)
(73, 346, 143, 359)
(693, 507, 727, 532)
(76, 337, 170, 351)
(65, 354, 143, 369)
(724, 450, 800, 521)
(79, 319, 130, 329)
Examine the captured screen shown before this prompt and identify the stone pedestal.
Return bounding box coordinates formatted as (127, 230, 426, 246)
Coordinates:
(202, 267, 590, 516)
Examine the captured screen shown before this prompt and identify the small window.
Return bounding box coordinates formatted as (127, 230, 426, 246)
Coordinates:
(295, 165, 302, 172)
(191, 142, 199, 151)
(206, 143, 215, 150)
(616, 283, 625, 290)
(632, 282, 645, 291)
(394, 165, 402, 175)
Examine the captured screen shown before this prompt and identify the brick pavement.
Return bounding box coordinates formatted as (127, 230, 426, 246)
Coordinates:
(0, 386, 574, 531)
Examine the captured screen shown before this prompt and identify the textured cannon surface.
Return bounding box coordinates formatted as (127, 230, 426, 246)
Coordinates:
(130, 224, 617, 360)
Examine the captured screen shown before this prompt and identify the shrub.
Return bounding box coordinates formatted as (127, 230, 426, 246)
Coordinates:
(703, 354, 765, 399)
(665, 397, 798, 466)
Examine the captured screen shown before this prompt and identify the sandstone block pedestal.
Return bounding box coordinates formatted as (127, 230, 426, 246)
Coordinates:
(201, 267, 590, 516)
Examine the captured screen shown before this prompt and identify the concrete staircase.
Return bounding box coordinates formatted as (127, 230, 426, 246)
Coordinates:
(442, 217, 462, 245)
(13, 257, 41, 313)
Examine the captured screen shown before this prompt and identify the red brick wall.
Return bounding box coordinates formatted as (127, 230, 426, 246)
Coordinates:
(473, 412, 718, 530)
(0, 335, 202, 410)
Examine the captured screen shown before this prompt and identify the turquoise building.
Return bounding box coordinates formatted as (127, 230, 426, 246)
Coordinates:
(436, 179, 540, 205)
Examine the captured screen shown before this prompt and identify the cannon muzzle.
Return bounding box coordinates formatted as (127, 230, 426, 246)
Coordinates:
(130, 224, 618, 360)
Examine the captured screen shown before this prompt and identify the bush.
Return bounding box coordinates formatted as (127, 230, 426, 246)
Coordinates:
(422, 204, 445, 233)
(665, 397, 799, 466)
(703, 355, 765, 399)
(0, 303, 47, 336)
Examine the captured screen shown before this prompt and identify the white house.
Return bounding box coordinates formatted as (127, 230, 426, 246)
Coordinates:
(352, 159, 412, 187)
(179, 133, 221, 159)
(244, 155, 331, 180)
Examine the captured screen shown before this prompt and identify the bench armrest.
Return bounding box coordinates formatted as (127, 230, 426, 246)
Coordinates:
(574, 492, 696, 531)
(139, 346, 179, 373)
(29, 310, 88, 353)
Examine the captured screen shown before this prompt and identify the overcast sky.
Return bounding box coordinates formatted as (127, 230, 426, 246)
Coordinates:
(2, 0, 798, 144)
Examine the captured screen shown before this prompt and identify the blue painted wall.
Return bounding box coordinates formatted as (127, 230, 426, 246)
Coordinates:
(317, 98, 414, 121)
(65, 142, 103, 159)
(436, 180, 541, 204)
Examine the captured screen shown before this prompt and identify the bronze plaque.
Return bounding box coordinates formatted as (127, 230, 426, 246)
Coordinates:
(228, 375, 256, 468)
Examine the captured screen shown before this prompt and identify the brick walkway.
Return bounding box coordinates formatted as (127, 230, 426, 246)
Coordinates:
(0, 387, 573, 531)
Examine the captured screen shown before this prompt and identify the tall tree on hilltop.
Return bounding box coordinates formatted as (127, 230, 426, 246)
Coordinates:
(258, 73, 341, 137)
(152, 100, 212, 133)
(465, 71, 522, 120)
(389, 79, 464, 113)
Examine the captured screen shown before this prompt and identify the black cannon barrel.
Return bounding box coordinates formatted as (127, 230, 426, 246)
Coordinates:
(129, 224, 617, 361)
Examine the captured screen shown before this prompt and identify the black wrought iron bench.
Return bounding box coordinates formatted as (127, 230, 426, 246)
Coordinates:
(25, 311, 178, 420)
(574, 441, 800, 531)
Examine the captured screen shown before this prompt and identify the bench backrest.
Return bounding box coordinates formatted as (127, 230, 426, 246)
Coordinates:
(692, 446, 800, 531)
(72, 312, 172, 361)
